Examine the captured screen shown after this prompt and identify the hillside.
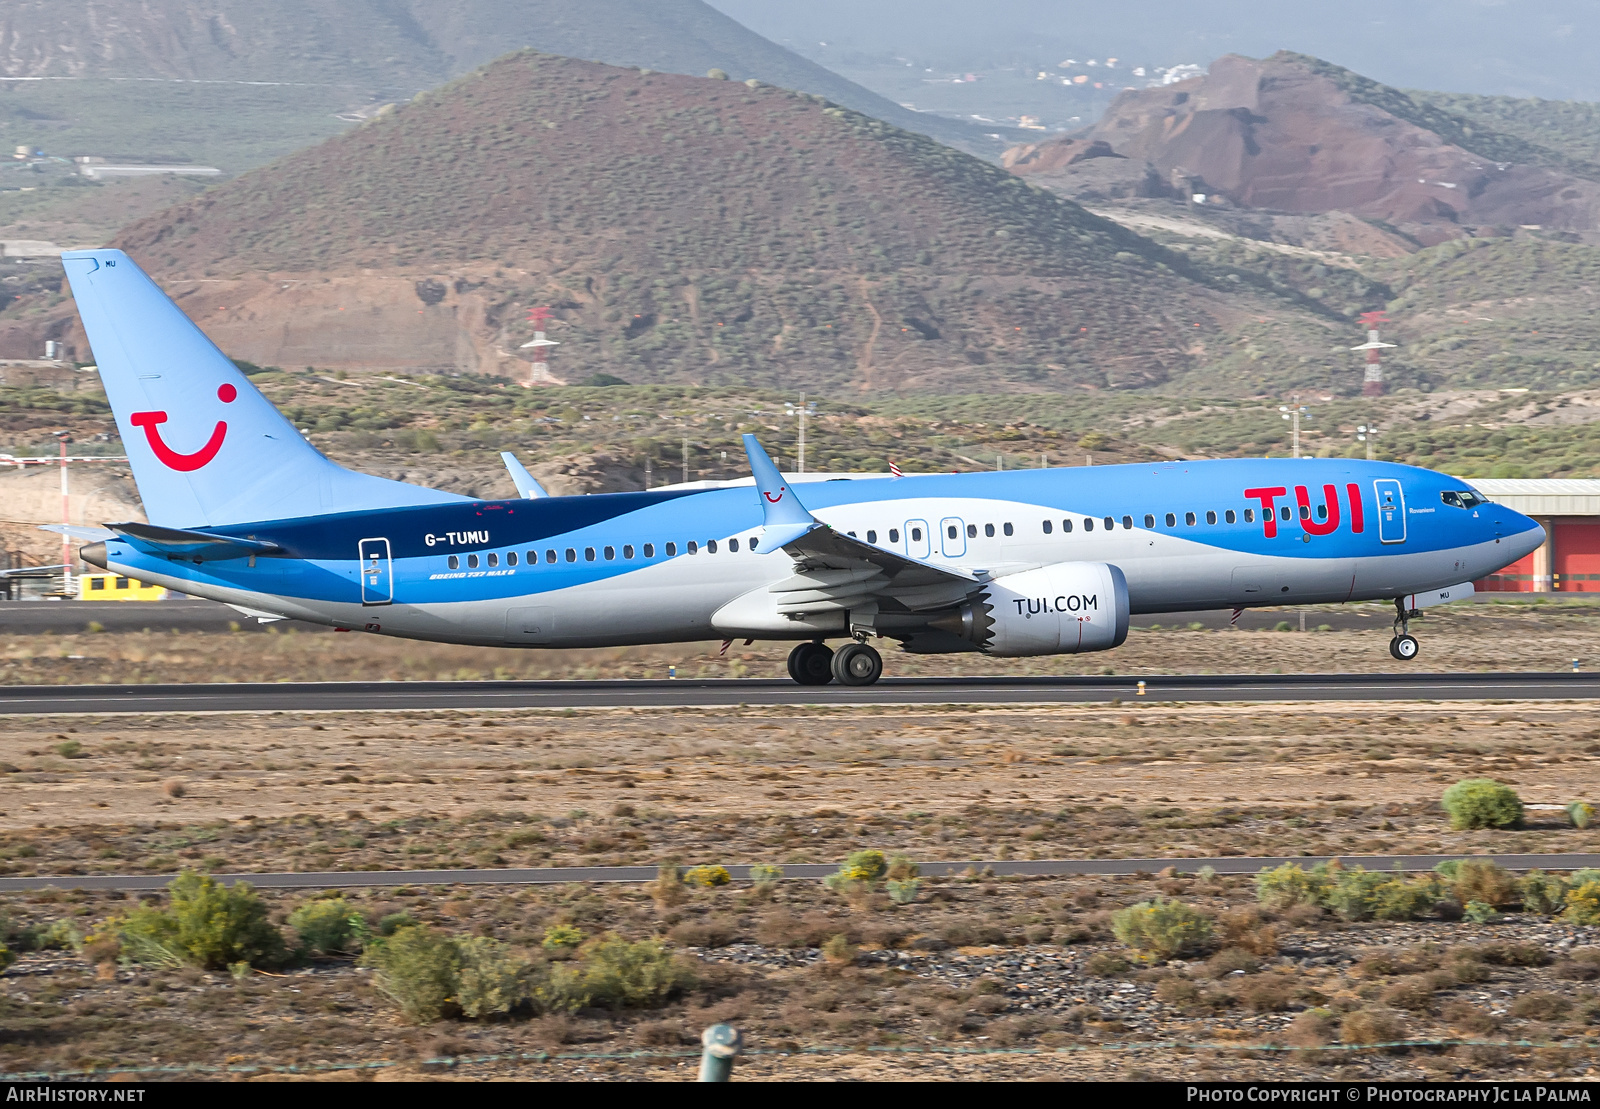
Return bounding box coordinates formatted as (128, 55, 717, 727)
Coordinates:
(1006, 52, 1600, 245)
(0, 0, 1011, 158)
(0, 52, 1341, 393)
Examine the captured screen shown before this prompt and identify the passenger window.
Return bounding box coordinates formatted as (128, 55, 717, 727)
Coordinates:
(1280, 506, 1291, 521)
(1102, 517, 1114, 530)
(1244, 509, 1254, 523)
(866, 531, 876, 544)
(1165, 513, 1176, 527)
(729, 538, 740, 552)
(565, 548, 577, 562)
(507, 552, 518, 566)
(585, 547, 596, 561)
(1224, 510, 1236, 525)
(947, 524, 958, 539)
(749, 537, 759, 550)
(1299, 504, 1310, 520)
(981, 524, 991, 538)
(970, 524, 980, 538)
(546, 549, 557, 563)
(487, 553, 499, 567)
(1042, 520, 1053, 535)
(687, 541, 698, 554)
(467, 554, 479, 569)
(1063, 519, 1073, 533)
(644, 543, 655, 557)
(448, 555, 459, 570)
(1144, 514, 1155, 528)
(889, 528, 900, 543)
(604, 546, 615, 560)
(1185, 512, 1196, 526)
(707, 540, 718, 553)
(666, 542, 677, 556)
(1084, 518, 1094, 532)
(911, 527, 922, 542)
(1120, 516, 1131, 530)
(1317, 504, 1328, 520)
(848, 531, 857, 537)
(1206, 511, 1217, 525)
(1004, 522, 1014, 536)
(624, 545, 635, 559)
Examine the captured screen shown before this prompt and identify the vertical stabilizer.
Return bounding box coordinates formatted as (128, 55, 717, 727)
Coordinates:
(61, 249, 467, 527)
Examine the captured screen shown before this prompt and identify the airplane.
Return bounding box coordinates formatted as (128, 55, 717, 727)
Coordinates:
(53, 249, 1545, 686)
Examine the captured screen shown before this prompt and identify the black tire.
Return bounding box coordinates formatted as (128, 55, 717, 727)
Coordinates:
(1388, 636, 1401, 660)
(831, 641, 883, 686)
(1393, 634, 1420, 662)
(789, 642, 834, 685)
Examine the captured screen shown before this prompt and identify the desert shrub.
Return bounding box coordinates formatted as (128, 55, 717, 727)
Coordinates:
(118, 872, 285, 970)
(1285, 1008, 1336, 1047)
(1203, 947, 1260, 978)
(35, 921, 80, 951)
(575, 933, 694, 1010)
(1510, 991, 1569, 1021)
(886, 854, 920, 880)
(1324, 867, 1436, 922)
(1569, 802, 1595, 829)
(821, 933, 857, 966)
(1237, 974, 1297, 1013)
(1217, 907, 1280, 956)
(1340, 1007, 1408, 1045)
(1441, 779, 1522, 830)
(542, 924, 586, 953)
(362, 925, 462, 1023)
(1463, 901, 1501, 924)
(1111, 898, 1213, 959)
(289, 897, 364, 955)
(1471, 942, 1551, 967)
(1564, 880, 1600, 925)
(649, 864, 688, 908)
(1155, 976, 1202, 1009)
(1441, 999, 1500, 1035)
(1254, 863, 1329, 911)
(455, 937, 537, 1019)
(886, 878, 921, 905)
(0, 944, 13, 973)
(378, 911, 416, 936)
(1445, 859, 1519, 907)
(683, 865, 730, 888)
(1519, 870, 1568, 915)
(748, 863, 783, 889)
(824, 850, 888, 892)
(1382, 975, 1438, 1011)
(667, 918, 737, 947)
(1084, 950, 1130, 976)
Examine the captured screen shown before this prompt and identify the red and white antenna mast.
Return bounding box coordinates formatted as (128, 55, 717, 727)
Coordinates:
(518, 306, 563, 387)
(1352, 311, 1395, 397)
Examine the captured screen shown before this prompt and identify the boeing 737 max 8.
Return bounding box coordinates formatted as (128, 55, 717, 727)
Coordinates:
(54, 250, 1544, 685)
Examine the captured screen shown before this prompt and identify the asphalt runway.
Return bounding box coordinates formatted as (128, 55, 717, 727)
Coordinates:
(0, 671, 1598, 715)
(4, 853, 1598, 892)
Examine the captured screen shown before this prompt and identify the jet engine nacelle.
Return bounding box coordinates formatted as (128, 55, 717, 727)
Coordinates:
(935, 561, 1130, 657)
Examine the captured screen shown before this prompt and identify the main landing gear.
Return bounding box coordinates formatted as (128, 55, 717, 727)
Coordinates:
(787, 640, 883, 686)
(1389, 598, 1420, 662)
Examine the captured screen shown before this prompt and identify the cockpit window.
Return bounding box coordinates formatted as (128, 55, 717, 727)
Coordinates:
(1442, 489, 1488, 509)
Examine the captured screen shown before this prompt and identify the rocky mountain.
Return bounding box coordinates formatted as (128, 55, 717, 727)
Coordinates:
(0, 52, 1338, 393)
(0, 0, 1010, 155)
(1005, 52, 1600, 246)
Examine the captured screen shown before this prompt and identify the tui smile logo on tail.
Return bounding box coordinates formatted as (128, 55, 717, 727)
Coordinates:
(129, 383, 236, 472)
(764, 487, 786, 503)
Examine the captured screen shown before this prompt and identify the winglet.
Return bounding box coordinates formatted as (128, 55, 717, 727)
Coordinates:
(500, 451, 549, 499)
(741, 433, 817, 551)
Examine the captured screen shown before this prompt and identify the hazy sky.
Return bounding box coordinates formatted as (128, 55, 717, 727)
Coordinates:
(709, 0, 1600, 100)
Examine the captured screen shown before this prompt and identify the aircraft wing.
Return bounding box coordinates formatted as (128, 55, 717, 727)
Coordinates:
(742, 434, 982, 615)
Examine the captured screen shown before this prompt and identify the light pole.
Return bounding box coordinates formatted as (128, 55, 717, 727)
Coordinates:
(1279, 396, 1310, 458)
(1357, 424, 1377, 461)
(54, 431, 71, 595)
(785, 395, 817, 474)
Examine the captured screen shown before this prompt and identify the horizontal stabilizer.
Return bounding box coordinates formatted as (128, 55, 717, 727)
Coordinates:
(500, 451, 549, 499)
(108, 521, 281, 563)
(38, 524, 116, 541)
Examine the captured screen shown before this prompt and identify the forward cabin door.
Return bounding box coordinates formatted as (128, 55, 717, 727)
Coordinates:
(1373, 480, 1406, 544)
(359, 537, 393, 605)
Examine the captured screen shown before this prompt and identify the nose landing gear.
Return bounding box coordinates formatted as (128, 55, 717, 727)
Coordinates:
(1389, 598, 1420, 661)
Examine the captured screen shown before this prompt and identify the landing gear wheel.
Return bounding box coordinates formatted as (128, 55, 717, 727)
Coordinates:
(1391, 634, 1420, 662)
(831, 641, 883, 686)
(787, 642, 835, 685)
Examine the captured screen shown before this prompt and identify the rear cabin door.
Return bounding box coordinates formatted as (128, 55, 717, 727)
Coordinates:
(1373, 480, 1406, 544)
(359, 537, 393, 605)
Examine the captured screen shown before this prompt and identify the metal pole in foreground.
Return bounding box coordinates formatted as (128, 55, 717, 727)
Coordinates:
(698, 1023, 742, 1082)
